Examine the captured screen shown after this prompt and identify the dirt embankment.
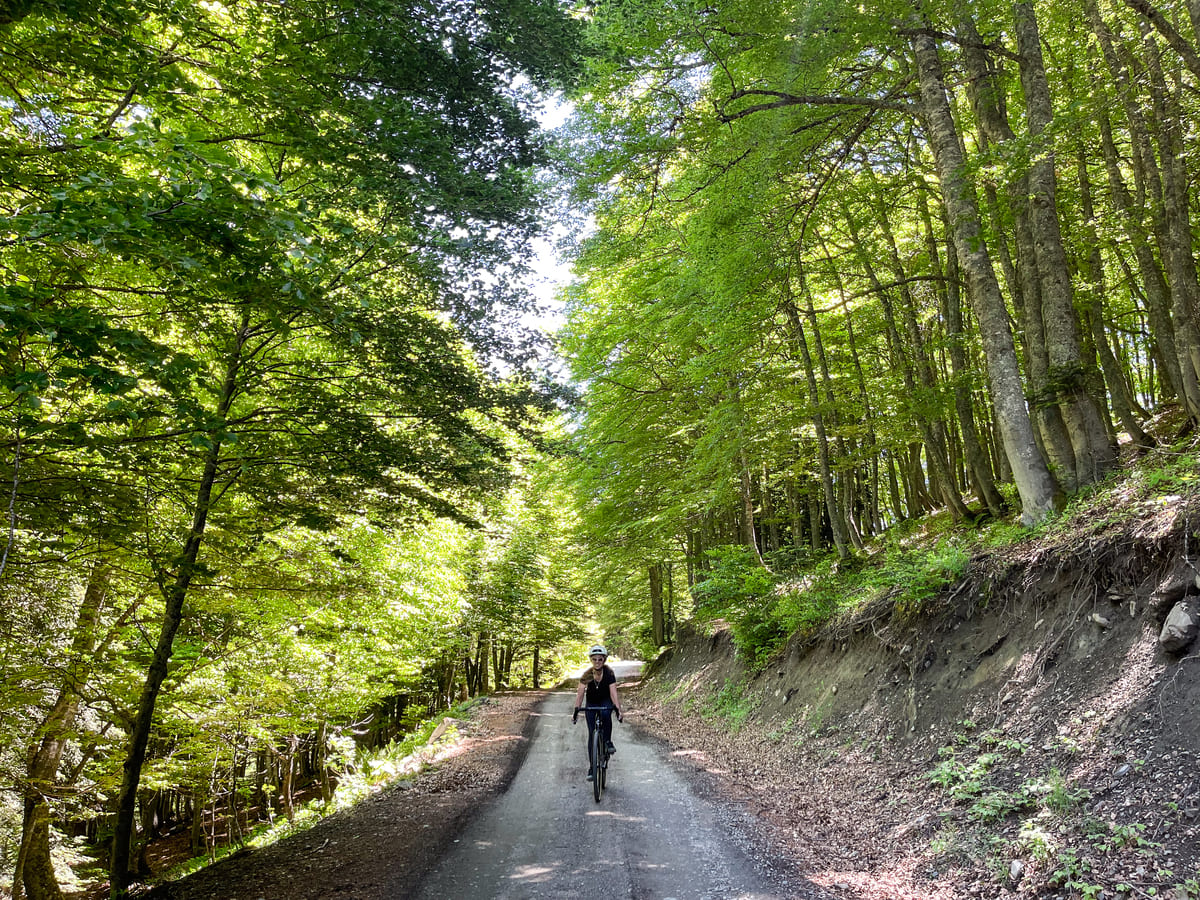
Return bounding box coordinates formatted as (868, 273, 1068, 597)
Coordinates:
(140, 499, 1200, 900)
(636, 499, 1200, 899)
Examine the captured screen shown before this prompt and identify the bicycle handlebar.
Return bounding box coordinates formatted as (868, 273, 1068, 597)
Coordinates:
(574, 705, 622, 720)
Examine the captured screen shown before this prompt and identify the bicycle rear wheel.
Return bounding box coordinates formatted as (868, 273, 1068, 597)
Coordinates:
(591, 727, 603, 802)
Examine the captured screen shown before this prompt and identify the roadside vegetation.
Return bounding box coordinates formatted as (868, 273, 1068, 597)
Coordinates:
(9, 0, 1200, 897)
(676, 433, 1200, 670)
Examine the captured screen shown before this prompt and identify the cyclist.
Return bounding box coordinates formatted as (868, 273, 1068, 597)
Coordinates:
(572, 645, 623, 781)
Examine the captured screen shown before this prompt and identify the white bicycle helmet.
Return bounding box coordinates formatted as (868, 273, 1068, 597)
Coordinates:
(588, 644, 608, 658)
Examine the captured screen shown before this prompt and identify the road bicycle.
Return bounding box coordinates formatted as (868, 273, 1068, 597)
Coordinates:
(574, 705, 620, 802)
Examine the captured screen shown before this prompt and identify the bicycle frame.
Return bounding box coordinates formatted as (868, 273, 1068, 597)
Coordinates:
(575, 705, 616, 802)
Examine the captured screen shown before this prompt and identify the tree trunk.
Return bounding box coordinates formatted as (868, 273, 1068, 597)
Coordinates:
(803, 260, 862, 550)
(280, 738, 297, 823)
(665, 561, 675, 642)
(16, 561, 111, 900)
(885, 450, 906, 522)
(760, 466, 780, 553)
(849, 199, 974, 521)
(649, 563, 665, 647)
(110, 319, 248, 897)
(737, 447, 764, 565)
(1088, 0, 1200, 415)
(782, 280, 850, 557)
(1096, 107, 1188, 407)
(1140, 26, 1200, 423)
(1013, 0, 1117, 485)
(1072, 133, 1155, 448)
(1119, 0, 1200, 82)
(910, 20, 1063, 523)
(925, 193, 1006, 515)
(957, 11, 1078, 490)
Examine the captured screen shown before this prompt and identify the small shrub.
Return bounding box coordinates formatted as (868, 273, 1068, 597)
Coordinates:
(967, 789, 1027, 822)
(890, 544, 970, 619)
(703, 678, 757, 732)
(693, 545, 787, 666)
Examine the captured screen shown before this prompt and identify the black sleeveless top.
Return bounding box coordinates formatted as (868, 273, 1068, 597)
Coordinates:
(582, 665, 615, 706)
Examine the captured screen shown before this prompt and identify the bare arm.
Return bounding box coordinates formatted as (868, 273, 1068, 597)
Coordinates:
(574, 682, 586, 708)
(609, 681, 621, 715)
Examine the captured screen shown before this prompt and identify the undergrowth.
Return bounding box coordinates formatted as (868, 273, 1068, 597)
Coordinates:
(923, 719, 1200, 898)
(689, 444, 1200, 669)
(154, 698, 484, 886)
(702, 678, 758, 732)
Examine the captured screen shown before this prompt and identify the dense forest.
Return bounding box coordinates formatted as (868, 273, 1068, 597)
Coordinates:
(563, 0, 1200, 656)
(4, 0, 1200, 896)
(0, 0, 587, 896)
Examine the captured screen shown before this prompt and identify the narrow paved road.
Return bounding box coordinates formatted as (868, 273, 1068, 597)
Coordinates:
(412, 686, 811, 900)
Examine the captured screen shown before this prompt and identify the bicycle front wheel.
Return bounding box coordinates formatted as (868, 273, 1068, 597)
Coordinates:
(591, 726, 603, 802)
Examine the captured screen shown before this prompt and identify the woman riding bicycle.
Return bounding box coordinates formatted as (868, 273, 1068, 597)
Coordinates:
(572, 645, 623, 781)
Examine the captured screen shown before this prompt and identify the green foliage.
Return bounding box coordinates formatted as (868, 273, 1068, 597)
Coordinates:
(692, 545, 787, 666)
(928, 748, 1003, 802)
(702, 678, 758, 733)
(0, 0, 589, 890)
(1048, 848, 1104, 898)
(159, 700, 477, 886)
(888, 545, 971, 619)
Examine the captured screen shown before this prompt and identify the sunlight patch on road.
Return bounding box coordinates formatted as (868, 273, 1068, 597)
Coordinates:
(584, 809, 647, 823)
(509, 863, 560, 882)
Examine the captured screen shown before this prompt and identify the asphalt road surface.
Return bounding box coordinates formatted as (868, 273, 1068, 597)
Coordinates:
(412, 682, 801, 900)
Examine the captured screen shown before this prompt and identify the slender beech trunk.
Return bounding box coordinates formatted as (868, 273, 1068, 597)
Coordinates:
(782, 277, 850, 557)
(760, 466, 780, 553)
(885, 450, 906, 522)
(737, 451, 763, 563)
(649, 563, 665, 647)
(1091, 0, 1200, 414)
(1013, 0, 1117, 484)
(910, 18, 1063, 523)
(807, 246, 863, 548)
(110, 319, 249, 898)
(923, 192, 1006, 515)
(665, 561, 674, 642)
(1140, 27, 1200, 422)
(1073, 133, 1155, 448)
(802, 260, 862, 549)
(844, 204, 973, 521)
(15, 562, 111, 900)
(1095, 102, 1189, 406)
(1120, 0, 1200, 82)
(807, 481, 824, 553)
(815, 232, 881, 538)
(729, 382, 766, 568)
(957, 11, 1077, 488)
(840, 300, 883, 532)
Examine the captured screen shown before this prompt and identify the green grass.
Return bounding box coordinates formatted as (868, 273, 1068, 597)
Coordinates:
(701, 678, 758, 732)
(757, 443, 1200, 661)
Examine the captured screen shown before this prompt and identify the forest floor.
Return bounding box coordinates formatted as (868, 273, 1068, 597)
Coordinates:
(131, 485, 1200, 900)
(129, 637, 1200, 900)
(137, 691, 548, 900)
